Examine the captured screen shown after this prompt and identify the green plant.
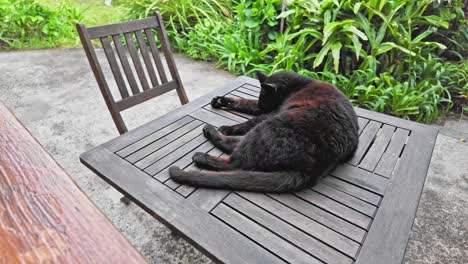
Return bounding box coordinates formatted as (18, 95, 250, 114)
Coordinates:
(0, 0, 84, 48)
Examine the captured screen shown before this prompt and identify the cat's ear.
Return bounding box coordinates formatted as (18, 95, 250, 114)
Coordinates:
(256, 71, 268, 83)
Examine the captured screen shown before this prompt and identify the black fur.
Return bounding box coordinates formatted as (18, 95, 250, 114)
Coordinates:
(169, 71, 359, 192)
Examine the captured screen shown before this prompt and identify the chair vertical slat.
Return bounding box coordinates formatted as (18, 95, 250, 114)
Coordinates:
(135, 31, 159, 87)
(124, 32, 150, 91)
(144, 28, 168, 84)
(76, 23, 128, 134)
(112, 34, 140, 95)
(154, 12, 189, 104)
(100, 37, 130, 98)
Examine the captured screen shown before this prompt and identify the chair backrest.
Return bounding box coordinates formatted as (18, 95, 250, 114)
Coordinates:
(77, 12, 189, 135)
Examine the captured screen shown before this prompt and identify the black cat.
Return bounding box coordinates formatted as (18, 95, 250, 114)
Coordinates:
(169, 71, 359, 192)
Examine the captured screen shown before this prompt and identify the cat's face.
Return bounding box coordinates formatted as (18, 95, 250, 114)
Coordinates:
(256, 71, 314, 112)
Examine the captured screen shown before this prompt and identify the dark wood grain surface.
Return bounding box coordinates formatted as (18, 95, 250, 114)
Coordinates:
(0, 102, 146, 263)
(80, 76, 438, 264)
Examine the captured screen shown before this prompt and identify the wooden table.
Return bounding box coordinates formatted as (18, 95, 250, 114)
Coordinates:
(80, 76, 438, 264)
(0, 102, 146, 263)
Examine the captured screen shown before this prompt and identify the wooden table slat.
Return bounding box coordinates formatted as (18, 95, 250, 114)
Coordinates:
(293, 189, 372, 230)
(223, 194, 353, 264)
(331, 164, 388, 195)
(189, 108, 238, 127)
(202, 105, 249, 123)
(117, 116, 193, 157)
(268, 193, 366, 242)
(312, 183, 377, 218)
(134, 125, 204, 169)
(374, 128, 410, 178)
(212, 203, 317, 264)
(144, 133, 207, 175)
(237, 192, 360, 258)
(127, 119, 202, 164)
(349, 121, 381, 166)
(359, 124, 396, 171)
(322, 177, 381, 206)
(153, 140, 215, 182)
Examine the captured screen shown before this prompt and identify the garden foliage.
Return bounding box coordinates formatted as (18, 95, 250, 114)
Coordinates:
(0, 0, 84, 48)
(126, 0, 467, 122)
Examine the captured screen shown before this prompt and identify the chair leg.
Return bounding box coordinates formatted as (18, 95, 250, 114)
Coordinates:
(120, 196, 131, 205)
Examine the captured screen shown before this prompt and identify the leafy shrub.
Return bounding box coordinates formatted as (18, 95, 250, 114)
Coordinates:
(125, 0, 468, 122)
(0, 0, 84, 48)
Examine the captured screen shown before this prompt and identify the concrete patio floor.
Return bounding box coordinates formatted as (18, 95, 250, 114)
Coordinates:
(0, 49, 467, 263)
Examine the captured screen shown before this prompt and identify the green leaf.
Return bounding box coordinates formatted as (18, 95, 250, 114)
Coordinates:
(313, 43, 331, 69)
(331, 42, 342, 73)
(244, 19, 259, 28)
(424, 15, 449, 29)
(277, 9, 295, 19)
(343, 25, 368, 40)
(353, 2, 362, 14)
(351, 35, 362, 60)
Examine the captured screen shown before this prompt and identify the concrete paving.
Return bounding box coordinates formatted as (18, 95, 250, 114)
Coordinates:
(1, 48, 467, 263)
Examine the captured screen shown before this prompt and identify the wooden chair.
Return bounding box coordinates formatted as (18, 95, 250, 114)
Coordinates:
(76, 12, 189, 135)
(77, 12, 189, 204)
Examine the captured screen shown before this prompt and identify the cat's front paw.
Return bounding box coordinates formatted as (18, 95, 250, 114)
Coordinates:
(202, 124, 217, 139)
(211, 96, 228, 108)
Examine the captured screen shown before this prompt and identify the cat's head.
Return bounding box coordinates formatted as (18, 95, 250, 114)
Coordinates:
(256, 71, 315, 112)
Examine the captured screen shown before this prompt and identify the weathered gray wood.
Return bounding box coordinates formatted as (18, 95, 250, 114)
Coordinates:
(100, 36, 130, 98)
(268, 193, 366, 242)
(230, 90, 257, 100)
(87, 17, 159, 39)
(355, 127, 437, 264)
(212, 203, 319, 264)
(202, 105, 249, 123)
(375, 128, 410, 178)
(116, 80, 178, 111)
(135, 125, 204, 169)
(145, 134, 209, 176)
(126, 119, 202, 164)
(135, 30, 159, 87)
(153, 141, 215, 182)
(359, 124, 395, 171)
(112, 34, 140, 95)
(76, 23, 127, 134)
(124, 32, 150, 91)
(237, 87, 259, 97)
(322, 176, 381, 206)
(242, 83, 261, 92)
(357, 117, 369, 134)
(189, 108, 238, 127)
(117, 116, 193, 157)
(237, 192, 359, 258)
(349, 121, 381, 166)
(293, 189, 371, 230)
(312, 183, 377, 217)
(331, 164, 388, 195)
(144, 28, 168, 83)
(80, 147, 283, 264)
(223, 194, 353, 264)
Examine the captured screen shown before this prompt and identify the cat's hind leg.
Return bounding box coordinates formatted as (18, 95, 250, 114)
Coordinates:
(203, 124, 242, 153)
(192, 153, 234, 170)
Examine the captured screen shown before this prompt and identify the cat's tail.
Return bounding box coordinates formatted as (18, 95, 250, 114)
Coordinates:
(169, 167, 312, 193)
